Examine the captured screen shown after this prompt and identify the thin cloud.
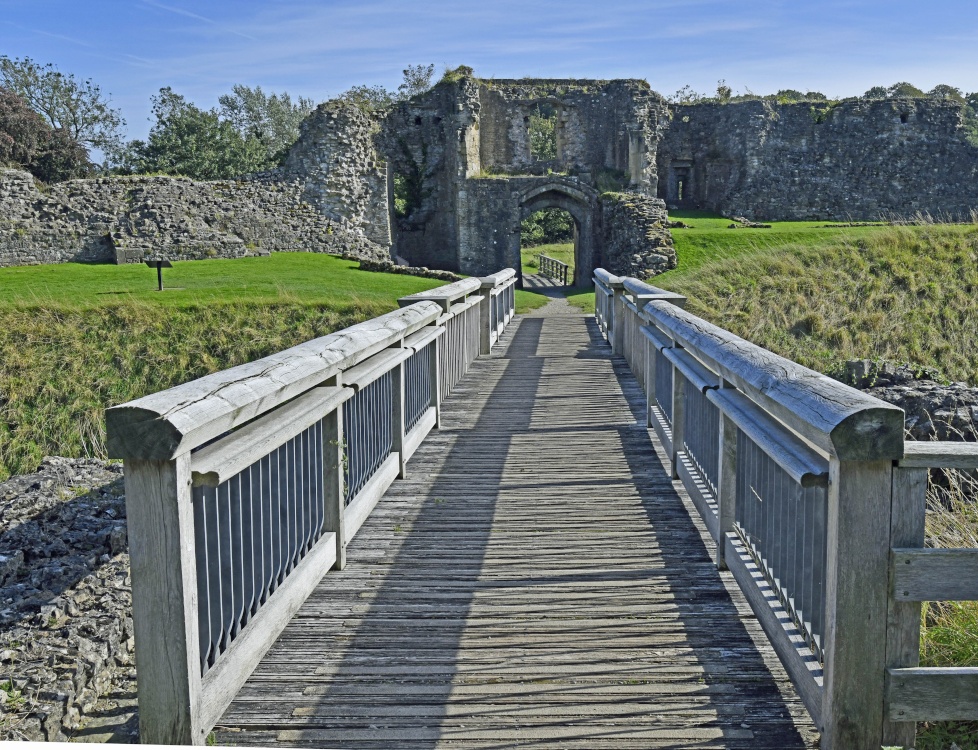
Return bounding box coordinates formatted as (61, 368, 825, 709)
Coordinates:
(140, 0, 258, 41)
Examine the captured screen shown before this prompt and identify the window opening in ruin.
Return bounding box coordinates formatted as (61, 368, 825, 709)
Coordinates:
(528, 103, 558, 161)
(678, 180, 684, 202)
(900, 112, 909, 124)
(520, 207, 575, 285)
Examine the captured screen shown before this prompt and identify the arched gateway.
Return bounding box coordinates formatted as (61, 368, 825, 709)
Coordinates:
(518, 180, 599, 287)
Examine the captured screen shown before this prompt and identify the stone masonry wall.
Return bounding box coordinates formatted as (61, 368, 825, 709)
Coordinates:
(599, 192, 676, 279)
(0, 167, 388, 268)
(284, 100, 392, 248)
(657, 98, 978, 221)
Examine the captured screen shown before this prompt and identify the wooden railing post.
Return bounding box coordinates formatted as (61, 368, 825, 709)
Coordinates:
(124, 453, 205, 745)
(669, 357, 685, 480)
(431, 334, 443, 428)
(479, 283, 494, 355)
(821, 458, 894, 749)
(610, 279, 626, 355)
(882, 465, 927, 747)
(323, 404, 347, 571)
(392, 357, 407, 479)
(715, 380, 738, 570)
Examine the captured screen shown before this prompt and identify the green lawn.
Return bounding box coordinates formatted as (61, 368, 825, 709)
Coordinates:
(0, 252, 548, 313)
(0, 253, 548, 479)
(521, 242, 574, 280)
(564, 210, 889, 313)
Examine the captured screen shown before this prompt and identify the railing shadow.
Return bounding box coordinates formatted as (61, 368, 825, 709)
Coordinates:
(217, 317, 547, 747)
(215, 312, 816, 747)
(604, 342, 816, 746)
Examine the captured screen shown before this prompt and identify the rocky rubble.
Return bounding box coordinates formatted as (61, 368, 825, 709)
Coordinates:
(841, 359, 978, 441)
(599, 192, 677, 280)
(0, 457, 137, 742)
(355, 257, 462, 281)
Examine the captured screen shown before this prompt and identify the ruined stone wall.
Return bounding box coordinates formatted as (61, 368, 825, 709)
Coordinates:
(657, 98, 978, 220)
(598, 192, 676, 279)
(456, 177, 522, 276)
(477, 79, 669, 193)
(284, 100, 392, 247)
(0, 167, 387, 268)
(378, 79, 481, 271)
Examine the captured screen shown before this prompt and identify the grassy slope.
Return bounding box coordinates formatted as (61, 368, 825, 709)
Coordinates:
(0, 254, 549, 479)
(662, 222, 978, 384)
(566, 210, 888, 315)
(521, 242, 575, 278)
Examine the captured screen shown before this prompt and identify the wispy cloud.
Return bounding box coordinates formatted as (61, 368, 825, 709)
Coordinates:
(139, 0, 258, 41)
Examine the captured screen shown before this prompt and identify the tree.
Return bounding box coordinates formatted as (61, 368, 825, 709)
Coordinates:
(887, 82, 925, 98)
(668, 85, 703, 104)
(716, 80, 732, 103)
(218, 85, 314, 164)
(0, 86, 48, 167)
(929, 84, 965, 102)
(863, 86, 888, 99)
(0, 86, 91, 181)
(804, 91, 828, 101)
(397, 64, 435, 100)
(775, 89, 805, 103)
(30, 127, 91, 182)
(338, 84, 397, 112)
(123, 87, 266, 179)
(0, 56, 124, 153)
(528, 103, 557, 160)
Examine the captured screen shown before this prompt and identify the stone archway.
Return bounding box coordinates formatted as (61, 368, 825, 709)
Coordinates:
(518, 180, 599, 286)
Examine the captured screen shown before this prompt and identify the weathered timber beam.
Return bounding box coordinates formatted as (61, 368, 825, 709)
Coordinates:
(898, 440, 978, 468)
(891, 548, 978, 601)
(107, 301, 442, 461)
(398, 277, 482, 311)
(643, 299, 904, 461)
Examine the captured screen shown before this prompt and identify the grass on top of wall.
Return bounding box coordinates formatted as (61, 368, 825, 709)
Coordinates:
(0, 253, 549, 480)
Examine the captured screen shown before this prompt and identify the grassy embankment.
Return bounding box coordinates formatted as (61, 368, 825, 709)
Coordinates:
(0, 253, 550, 480)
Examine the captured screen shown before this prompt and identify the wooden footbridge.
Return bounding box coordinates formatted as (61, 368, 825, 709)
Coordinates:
(108, 269, 978, 749)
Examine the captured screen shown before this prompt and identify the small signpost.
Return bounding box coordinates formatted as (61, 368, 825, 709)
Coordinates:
(145, 259, 173, 291)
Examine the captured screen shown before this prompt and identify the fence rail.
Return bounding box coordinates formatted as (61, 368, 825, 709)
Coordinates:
(594, 268, 978, 749)
(107, 269, 517, 745)
(537, 253, 569, 285)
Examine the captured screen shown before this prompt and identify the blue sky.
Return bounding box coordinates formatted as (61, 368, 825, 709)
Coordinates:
(3, 0, 978, 141)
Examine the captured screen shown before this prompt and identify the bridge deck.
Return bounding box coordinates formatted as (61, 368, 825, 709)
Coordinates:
(214, 301, 819, 749)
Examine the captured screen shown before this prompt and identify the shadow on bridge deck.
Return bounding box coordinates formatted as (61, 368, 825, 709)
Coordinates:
(214, 306, 818, 749)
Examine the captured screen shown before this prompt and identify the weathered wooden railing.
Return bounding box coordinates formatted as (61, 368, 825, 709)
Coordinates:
(107, 270, 517, 745)
(595, 268, 978, 749)
(537, 253, 569, 285)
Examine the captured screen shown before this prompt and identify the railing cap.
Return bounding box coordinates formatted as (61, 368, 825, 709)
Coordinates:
(106, 300, 443, 461)
(622, 277, 687, 306)
(643, 299, 905, 461)
(479, 268, 517, 288)
(594, 268, 624, 289)
(398, 277, 482, 311)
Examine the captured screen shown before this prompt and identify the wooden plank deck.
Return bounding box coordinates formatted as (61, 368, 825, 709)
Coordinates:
(214, 303, 819, 749)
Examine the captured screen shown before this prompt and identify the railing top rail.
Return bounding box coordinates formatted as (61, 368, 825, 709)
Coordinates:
(106, 300, 443, 461)
(622, 277, 687, 305)
(642, 298, 904, 461)
(479, 268, 517, 288)
(593, 268, 624, 289)
(538, 254, 569, 268)
(398, 277, 482, 310)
